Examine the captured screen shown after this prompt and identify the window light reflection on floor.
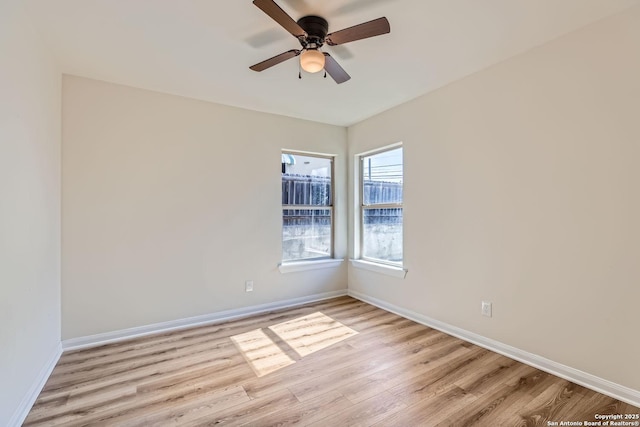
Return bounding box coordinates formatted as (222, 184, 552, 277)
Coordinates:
(230, 328, 296, 377)
(230, 312, 358, 377)
(269, 312, 358, 357)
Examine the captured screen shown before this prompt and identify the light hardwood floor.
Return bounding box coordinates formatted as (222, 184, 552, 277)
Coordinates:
(25, 296, 639, 426)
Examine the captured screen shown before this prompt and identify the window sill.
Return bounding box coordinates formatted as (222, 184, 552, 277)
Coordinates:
(350, 259, 408, 279)
(278, 258, 345, 274)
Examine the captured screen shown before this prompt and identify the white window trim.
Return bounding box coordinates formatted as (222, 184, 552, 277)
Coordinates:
(281, 150, 335, 263)
(357, 143, 404, 269)
(350, 259, 407, 279)
(279, 258, 344, 274)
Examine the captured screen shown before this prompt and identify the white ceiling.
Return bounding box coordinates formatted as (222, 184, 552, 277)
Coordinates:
(24, 0, 640, 126)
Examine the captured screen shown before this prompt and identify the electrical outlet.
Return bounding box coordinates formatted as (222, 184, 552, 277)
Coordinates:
(481, 301, 492, 317)
(245, 281, 254, 292)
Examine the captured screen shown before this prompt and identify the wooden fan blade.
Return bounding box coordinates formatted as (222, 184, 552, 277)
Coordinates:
(325, 17, 390, 46)
(323, 53, 351, 84)
(253, 0, 306, 38)
(250, 49, 301, 71)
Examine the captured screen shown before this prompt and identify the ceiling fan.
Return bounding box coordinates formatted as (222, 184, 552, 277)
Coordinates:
(249, 0, 391, 84)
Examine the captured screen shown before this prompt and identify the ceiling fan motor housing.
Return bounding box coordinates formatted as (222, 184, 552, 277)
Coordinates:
(297, 15, 329, 47)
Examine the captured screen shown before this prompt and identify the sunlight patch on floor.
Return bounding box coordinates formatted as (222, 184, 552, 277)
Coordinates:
(230, 312, 358, 377)
(230, 328, 296, 377)
(269, 312, 359, 357)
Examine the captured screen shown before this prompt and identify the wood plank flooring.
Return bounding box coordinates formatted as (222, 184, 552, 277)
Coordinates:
(25, 296, 639, 426)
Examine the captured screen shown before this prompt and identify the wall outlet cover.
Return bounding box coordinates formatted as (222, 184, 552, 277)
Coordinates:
(482, 301, 492, 317)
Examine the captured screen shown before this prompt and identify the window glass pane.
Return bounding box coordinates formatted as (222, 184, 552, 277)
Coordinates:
(282, 208, 332, 261)
(362, 208, 403, 263)
(362, 147, 403, 205)
(282, 153, 333, 262)
(282, 155, 331, 206)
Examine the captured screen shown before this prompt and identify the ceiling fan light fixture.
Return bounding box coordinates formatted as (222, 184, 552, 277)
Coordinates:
(300, 49, 325, 73)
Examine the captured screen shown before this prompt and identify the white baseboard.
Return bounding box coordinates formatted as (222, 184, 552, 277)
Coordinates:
(8, 342, 62, 427)
(348, 289, 640, 408)
(62, 289, 348, 351)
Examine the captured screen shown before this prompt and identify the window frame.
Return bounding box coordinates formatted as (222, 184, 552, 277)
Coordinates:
(281, 150, 335, 263)
(358, 144, 404, 267)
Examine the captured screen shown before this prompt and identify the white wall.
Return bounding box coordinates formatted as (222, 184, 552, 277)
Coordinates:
(0, 1, 61, 425)
(62, 76, 347, 340)
(348, 6, 640, 391)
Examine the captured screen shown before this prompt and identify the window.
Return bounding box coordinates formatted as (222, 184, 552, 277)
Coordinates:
(360, 146, 403, 265)
(282, 152, 333, 262)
